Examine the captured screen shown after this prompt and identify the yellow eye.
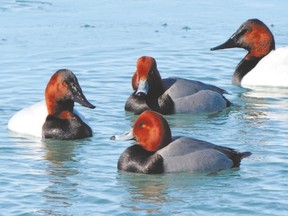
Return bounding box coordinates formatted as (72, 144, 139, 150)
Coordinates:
(137, 123, 147, 128)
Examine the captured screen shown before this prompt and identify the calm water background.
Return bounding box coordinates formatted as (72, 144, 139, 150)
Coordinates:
(1, 0, 288, 215)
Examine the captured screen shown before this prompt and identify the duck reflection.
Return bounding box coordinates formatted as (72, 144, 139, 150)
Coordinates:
(117, 172, 169, 214)
(117, 171, 211, 214)
(240, 86, 288, 123)
(239, 94, 268, 124)
(41, 140, 80, 214)
(44, 140, 78, 164)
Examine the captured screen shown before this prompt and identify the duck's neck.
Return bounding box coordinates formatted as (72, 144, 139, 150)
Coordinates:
(232, 55, 262, 85)
(145, 70, 166, 111)
(46, 99, 74, 116)
(149, 69, 166, 98)
(146, 85, 165, 109)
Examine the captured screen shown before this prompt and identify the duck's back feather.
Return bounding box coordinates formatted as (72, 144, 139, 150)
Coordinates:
(161, 149, 233, 173)
(157, 137, 218, 157)
(160, 78, 228, 113)
(162, 78, 227, 99)
(157, 137, 249, 173)
(171, 90, 228, 113)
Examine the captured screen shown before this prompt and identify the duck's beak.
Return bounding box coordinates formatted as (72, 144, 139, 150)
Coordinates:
(110, 129, 135, 141)
(70, 82, 96, 109)
(135, 79, 149, 97)
(211, 32, 239, 51)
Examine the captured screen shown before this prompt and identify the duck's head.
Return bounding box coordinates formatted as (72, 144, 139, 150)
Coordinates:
(111, 110, 172, 152)
(131, 56, 164, 97)
(211, 19, 275, 59)
(45, 69, 95, 115)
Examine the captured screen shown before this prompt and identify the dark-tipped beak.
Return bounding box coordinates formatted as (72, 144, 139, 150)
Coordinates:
(70, 83, 96, 109)
(211, 37, 237, 51)
(110, 129, 135, 141)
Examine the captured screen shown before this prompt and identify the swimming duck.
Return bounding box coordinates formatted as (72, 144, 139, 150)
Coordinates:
(211, 18, 288, 87)
(111, 110, 251, 174)
(125, 56, 231, 115)
(8, 69, 96, 140)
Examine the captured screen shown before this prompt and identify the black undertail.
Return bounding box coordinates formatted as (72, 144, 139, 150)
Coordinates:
(214, 145, 252, 167)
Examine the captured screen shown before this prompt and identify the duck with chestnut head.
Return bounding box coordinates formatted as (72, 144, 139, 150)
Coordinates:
(112, 110, 251, 174)
(125, 56, 231, 115)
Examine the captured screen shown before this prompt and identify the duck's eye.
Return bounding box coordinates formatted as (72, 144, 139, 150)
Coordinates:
(239, 28, 248, 36)
(137, 122, 146, 128)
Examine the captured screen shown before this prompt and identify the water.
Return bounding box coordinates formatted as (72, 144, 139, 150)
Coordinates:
(1, 0, 288, 215)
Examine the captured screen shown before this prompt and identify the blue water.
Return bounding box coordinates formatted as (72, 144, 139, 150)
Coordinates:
(1, 0, 288, 215)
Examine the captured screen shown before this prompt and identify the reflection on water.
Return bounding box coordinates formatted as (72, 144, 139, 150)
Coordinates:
(39, 140, 80, 215)
(240, 93, 269, 125)
(241, 87, 288, 123)
(117, 172, 170, 214)
(44, 140, 78, 163)
(243, 86, 288, 99)
(117, 171, 238, 215)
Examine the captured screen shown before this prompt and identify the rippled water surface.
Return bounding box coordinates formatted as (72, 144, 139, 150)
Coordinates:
(1, 0, 288, 215)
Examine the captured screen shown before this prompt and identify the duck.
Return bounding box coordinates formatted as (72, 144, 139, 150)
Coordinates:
(111, 110, 251, 174)
(211, 18, 288, 88)
(125, 56, 231, 115)
(8, 69, 96, 140)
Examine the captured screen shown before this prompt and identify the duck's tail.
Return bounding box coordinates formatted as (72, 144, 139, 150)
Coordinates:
(240, 151, 252, 159)
(221, 95, 233, 107)
(215, 146, 252, 168)
(232, 151, 252, 168)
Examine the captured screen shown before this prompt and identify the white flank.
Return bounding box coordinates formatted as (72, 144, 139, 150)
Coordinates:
(242, 47, 288, 88)
(7, 100, 86, 138)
